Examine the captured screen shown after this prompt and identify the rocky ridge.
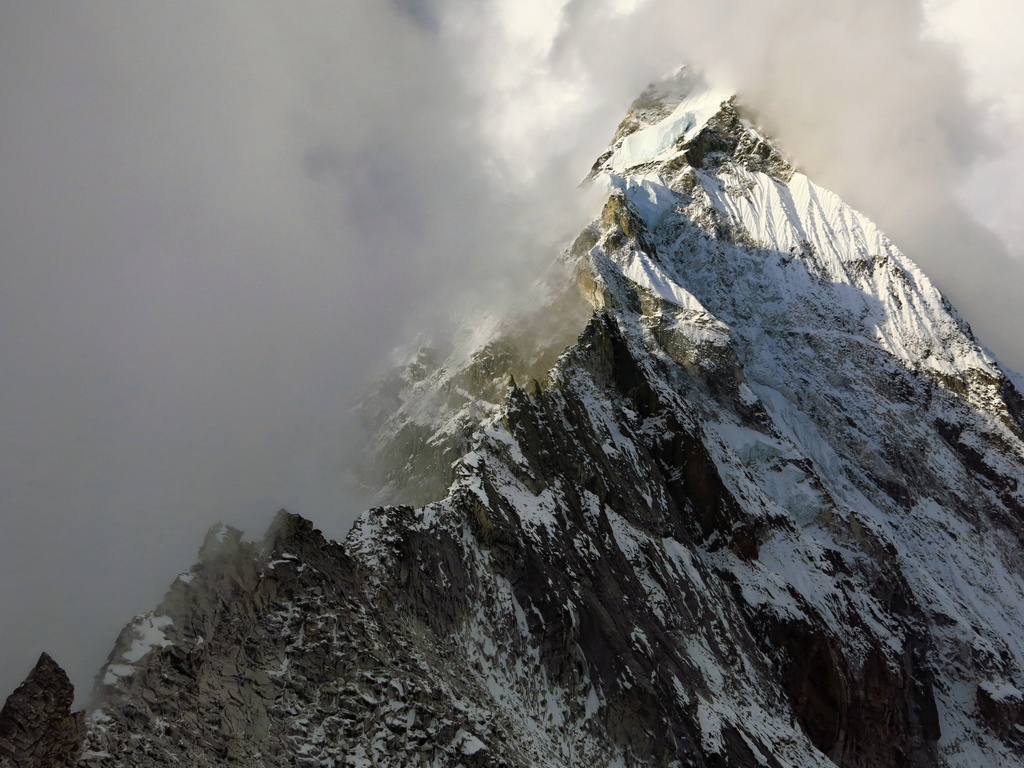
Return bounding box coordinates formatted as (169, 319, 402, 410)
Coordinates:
(5, 72, 1024, 766)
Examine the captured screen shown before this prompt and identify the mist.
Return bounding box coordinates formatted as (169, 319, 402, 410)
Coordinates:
(1, 0, 1021, 702)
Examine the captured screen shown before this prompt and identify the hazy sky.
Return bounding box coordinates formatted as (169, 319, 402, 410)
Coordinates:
(1, 0, 1021, 703)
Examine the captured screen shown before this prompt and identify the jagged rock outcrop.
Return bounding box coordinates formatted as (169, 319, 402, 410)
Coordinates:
(0, 653, 84, 768)
(7, 71, 1024, 766)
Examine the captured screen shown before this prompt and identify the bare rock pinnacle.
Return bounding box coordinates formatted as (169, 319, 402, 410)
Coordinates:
(0, 653, 85, 768)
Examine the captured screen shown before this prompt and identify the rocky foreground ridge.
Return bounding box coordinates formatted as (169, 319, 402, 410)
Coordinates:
(0, 653, 84, 768)
(5, 73, 1024, 766)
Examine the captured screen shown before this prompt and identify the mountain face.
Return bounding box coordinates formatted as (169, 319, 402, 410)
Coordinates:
(7, 73, 1024, 767)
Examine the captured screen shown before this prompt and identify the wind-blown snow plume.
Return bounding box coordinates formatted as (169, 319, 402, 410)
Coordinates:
(0, 0, 1020, 704)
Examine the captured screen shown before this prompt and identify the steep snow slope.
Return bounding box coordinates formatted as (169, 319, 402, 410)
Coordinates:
(6, 73, 1024, 767)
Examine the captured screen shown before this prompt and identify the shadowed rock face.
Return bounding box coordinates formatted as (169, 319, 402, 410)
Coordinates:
(0, 653, 84, 768)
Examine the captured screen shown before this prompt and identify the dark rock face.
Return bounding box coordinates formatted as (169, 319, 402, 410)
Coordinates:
(0, 653, 84, 768)
(977, 682, 1024, 748)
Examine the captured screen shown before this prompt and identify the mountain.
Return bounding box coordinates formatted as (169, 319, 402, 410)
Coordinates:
(5, 71, 1024, 767)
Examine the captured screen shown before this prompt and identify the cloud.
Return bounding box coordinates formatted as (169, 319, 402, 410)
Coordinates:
(0, 0, 492, 700)
(0, 0, 1021, 703)
(925, 0, 1024, 254)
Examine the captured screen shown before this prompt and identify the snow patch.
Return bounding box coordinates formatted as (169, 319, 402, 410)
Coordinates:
(610, 89, 732, 171)
(102, 664, 135, 686)
(120, 614, 174, 663)
(622, 250, 707, 313)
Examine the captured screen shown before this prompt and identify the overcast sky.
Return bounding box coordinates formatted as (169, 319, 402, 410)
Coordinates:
(1, 0, 1021, 703)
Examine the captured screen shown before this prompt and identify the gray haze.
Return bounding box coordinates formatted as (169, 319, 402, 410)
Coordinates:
(1, 1, 1021, 702)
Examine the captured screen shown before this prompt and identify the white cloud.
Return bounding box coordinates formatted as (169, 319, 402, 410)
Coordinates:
(925, 0, 1024, 255)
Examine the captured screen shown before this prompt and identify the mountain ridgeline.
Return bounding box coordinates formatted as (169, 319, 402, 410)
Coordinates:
(5, 73, 1024, 767)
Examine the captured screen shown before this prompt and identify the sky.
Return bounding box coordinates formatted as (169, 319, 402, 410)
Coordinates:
(0, 0, 1022, 703)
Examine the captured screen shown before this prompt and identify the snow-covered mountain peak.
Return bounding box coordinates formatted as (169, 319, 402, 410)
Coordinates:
(7, 72, 1024, 768)
(586, 73, 1005, 413)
